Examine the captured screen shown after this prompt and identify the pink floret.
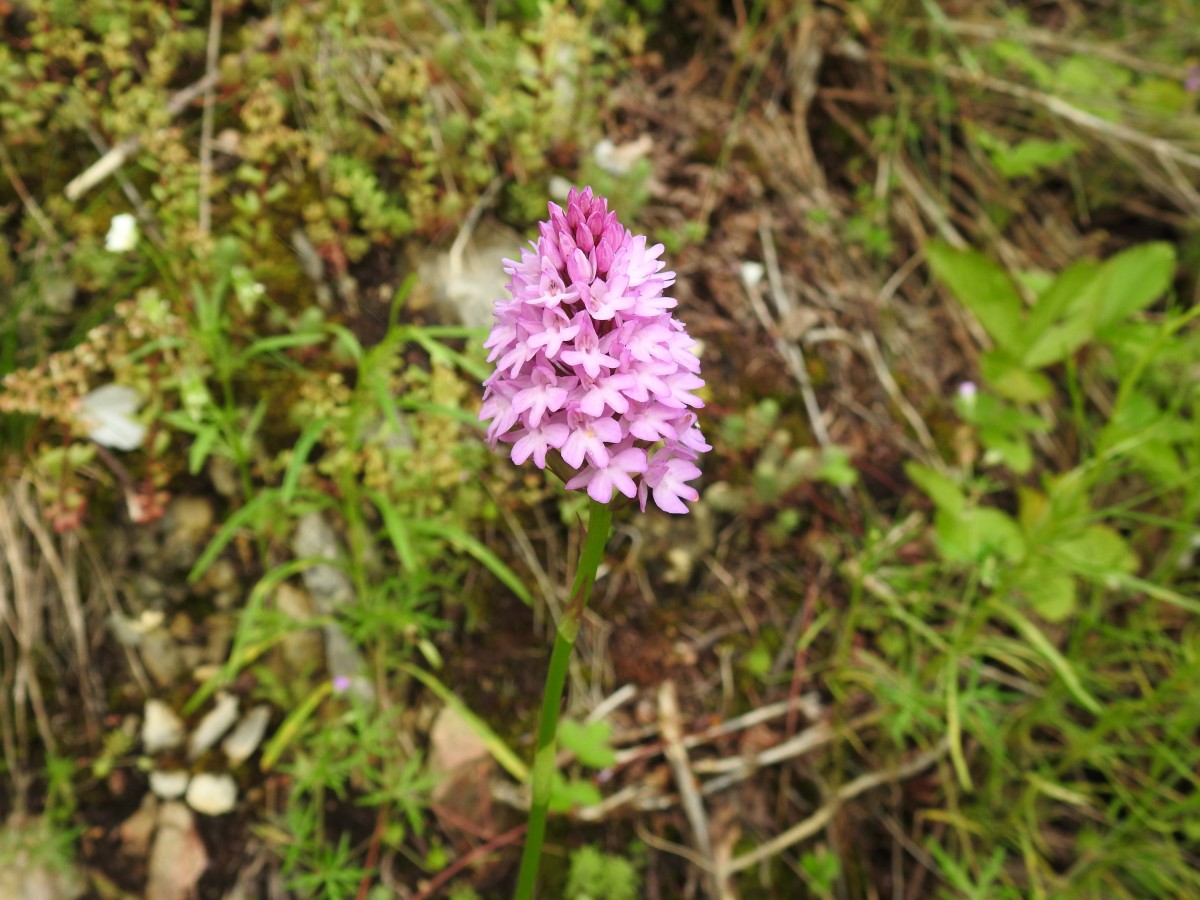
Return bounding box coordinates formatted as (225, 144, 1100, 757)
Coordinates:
(480, 186, 709, 513)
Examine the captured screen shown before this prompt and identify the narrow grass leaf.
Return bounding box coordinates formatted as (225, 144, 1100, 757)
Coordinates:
(188, 490, 276, 583)
(994, 605, 1101, 714)
(184, 557, 329, 714)
(411, 331, 490, 381)
(369, 489, 418, 573)
(400, 663, 528, 782)
(260, 681, 334, 772)
(235, 332, 326, 366)
(281, 418, 327, 504)
(409, 520, 532, 606)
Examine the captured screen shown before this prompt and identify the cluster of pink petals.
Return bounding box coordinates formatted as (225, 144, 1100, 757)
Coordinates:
(480, 187, 709, 513)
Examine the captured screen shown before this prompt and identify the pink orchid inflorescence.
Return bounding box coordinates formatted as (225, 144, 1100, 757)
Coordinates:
(480, 187, 710, 513)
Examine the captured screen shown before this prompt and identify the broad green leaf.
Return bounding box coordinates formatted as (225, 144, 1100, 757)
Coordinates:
(1019, 260, 1105, 368)
(1129, 77, 1191, 115)
(816, 446, 858, 486)
(990, 137, 1075, 180)
(1094, 242, 1175, 329)
(935, 506, 1026, 565)
(904, 462, 964, 515)
(1017, 486, 1048, 534)
(1021, 316, 1098, 369)
(1029, 259, 1102, 325)
(926, 242, 1024, 350)
(1017, 563, 1077, 622)
(1054, 525, 1138, 580)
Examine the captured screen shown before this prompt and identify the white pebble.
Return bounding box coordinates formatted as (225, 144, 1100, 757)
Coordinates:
(142, 700, 185, 754)
(185, 773, 238, 816)
(221, 706, 271, 766)
(188, 693, 240, 759)
(149, 769, 190, 800)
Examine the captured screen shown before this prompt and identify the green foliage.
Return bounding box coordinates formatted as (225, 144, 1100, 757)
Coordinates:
(972, 129, 1076, 180)
(863, 232, 1200, 894)
(558, 719, 617, 770)
(928, 240, 1176, 404)
(798, 846, 841, 897)
(565, 845, 641, 900)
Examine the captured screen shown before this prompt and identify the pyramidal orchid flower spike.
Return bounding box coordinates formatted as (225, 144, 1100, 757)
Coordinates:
(481, 186, 709, 513)
(492, 189, 708, 900)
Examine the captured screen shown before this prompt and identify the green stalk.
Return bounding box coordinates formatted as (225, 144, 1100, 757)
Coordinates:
(513, 499, 613, 900)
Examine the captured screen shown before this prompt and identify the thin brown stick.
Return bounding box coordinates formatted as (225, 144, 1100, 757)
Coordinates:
(198, 0, 225, 237)
(12, 487, 101, 740)
(355, 804, 388, 900)
(725, 739, 950, 874)
(659, 680, 732, 899)
(0, 136, 61, 244)
(744, 223, 832, 449)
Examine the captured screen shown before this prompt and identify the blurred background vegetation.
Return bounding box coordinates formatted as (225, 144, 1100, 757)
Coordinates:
(1, 0, 1198, 897)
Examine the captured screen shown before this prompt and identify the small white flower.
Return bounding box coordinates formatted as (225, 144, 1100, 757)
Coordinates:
(739, 261, 766, 290)
(78, 384, 147, 450)
(104, 213, 139, 252)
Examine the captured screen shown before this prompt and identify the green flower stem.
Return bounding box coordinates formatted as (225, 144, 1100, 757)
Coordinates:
(514, 499, 613, 900)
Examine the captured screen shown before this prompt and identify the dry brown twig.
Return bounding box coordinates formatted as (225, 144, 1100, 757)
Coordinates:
(0, 135, 62, 245)
(658, 680, 734, 899)
(197, 0, 225, 237)
(745, 221, 833, 449)
(11, 486, 101, 740)
(934, 19, 1184, 79)
(725, 738, 950, 874)
(0, 488, 58, 789)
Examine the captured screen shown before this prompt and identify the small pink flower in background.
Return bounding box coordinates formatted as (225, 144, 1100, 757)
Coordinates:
(1186, 63, 1200, 94)
(480, 187, 708, 512)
